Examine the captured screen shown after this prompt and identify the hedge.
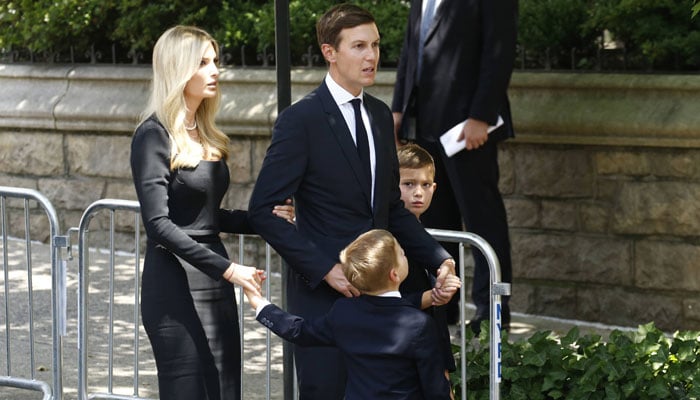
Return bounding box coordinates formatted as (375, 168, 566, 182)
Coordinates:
(456, 322, 700, 399)
(1, 0, 699, 70)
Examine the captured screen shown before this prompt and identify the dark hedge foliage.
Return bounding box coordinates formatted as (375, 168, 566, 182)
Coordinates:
(1, 1, 698, 69)
(455, 322, 700, 399)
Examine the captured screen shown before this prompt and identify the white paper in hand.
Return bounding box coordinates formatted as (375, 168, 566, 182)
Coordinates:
(439, 116, 504, 157)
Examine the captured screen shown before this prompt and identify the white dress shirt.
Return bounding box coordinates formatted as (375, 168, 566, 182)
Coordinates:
(324, 74, 376, 206)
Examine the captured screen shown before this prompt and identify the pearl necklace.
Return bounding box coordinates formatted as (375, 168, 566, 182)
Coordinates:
(185, 119, 197, 131)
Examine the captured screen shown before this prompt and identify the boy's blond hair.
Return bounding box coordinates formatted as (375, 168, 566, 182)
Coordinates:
(340, 229, 398, 293)
(397, 144, 435, 178)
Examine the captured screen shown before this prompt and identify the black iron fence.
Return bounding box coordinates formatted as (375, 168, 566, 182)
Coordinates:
(1, 43, 697, 73)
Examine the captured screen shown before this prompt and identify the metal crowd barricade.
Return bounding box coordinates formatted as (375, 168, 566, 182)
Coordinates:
(427, 228, 511, 400)
(76, 199, 148, 400)
(0, 186, 68, 400)
(75, 199, 281, 400)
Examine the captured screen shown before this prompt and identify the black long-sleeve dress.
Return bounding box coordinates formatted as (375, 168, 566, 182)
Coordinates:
(131, 115, 250, 400)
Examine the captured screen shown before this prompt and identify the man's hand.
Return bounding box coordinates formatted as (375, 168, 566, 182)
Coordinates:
(458, 118, 489, 150)
(324, 263, 360, 298)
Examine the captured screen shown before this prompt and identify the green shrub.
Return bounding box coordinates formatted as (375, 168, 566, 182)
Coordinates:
(587, 0, 700, 70)
(1, 0, 699, 69)
(518, 0, 598, 69)
(454, 322, 700, 399)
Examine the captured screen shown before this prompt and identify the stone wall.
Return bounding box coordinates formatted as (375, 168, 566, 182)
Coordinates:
(2, 64, 700, 331)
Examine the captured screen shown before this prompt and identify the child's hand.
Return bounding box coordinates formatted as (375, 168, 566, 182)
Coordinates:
(243, 287, 264, 310)
(432, 274, 461, 306)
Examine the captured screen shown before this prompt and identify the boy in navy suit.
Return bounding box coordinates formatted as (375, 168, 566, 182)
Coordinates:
(397, 144, 456, 382)
(243, 229, 459, 400)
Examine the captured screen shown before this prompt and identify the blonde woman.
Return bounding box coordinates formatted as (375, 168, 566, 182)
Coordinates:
(130, 26, 291, 400)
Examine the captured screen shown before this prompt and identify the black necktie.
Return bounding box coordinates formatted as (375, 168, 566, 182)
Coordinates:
(350, 98, 372, 195)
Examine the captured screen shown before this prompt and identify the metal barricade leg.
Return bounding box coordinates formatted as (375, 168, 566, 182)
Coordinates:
(0, 186, 67, 400)
(427, 228, 511, 400)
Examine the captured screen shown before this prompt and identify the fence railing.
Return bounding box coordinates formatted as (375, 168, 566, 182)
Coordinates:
(1, 188, 509, 400)
(3, 43, 694, 72)
(0, 186, 69, 400)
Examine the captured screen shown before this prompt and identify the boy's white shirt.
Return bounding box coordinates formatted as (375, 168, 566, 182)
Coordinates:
(254, 291, 401, 316)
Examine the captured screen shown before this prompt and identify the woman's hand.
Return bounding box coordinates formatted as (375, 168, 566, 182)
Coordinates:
(272, 198, 296, 224)
(223, 263, 266, 295)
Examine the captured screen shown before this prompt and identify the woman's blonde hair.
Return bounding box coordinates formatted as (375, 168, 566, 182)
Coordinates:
(140, 25, 229, 169)
(340, 229, 399, 293)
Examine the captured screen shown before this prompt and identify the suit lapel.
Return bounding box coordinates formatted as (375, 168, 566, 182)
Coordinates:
(365, 94, 383, 216)
(424, 0, 448, 44)
(318, 82, 373, 209)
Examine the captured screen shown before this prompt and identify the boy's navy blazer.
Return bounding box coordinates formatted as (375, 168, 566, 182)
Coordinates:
(257, 295, 451, 399)
(248, 81, 450, 316)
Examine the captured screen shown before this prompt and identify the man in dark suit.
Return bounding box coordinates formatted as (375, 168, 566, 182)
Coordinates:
(248, 4, 455, 399)
(242, 229, 454, 400)
(392, 0, 518, 331)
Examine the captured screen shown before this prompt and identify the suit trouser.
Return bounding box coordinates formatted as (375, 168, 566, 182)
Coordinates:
(287, 270, 347, 400)
(416, 137, 512, 318)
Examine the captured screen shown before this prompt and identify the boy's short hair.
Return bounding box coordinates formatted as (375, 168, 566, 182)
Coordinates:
(397, 144, 435, 178)
(316, 3, 376, 50)
(340, 229, 398, 293)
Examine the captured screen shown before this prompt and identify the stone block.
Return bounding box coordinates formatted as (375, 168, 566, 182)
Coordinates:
(55, 66, 150, 132)
(504, 198, 539, 228)
(0, 176, 39, 208)
(38, 178, 105, 211)
(596, 178, 621, 201)
(5, 208, 51, 243)
(511, 232, 632, 285)
(507, 282, 536, 313)
(0, 64, 74, 129)
(612, 181, 700, 236)
(515, 147, 594, 197)
(658, 150, 700, 178)
(104, 181, 137, 201)
(0, 132, 64, 175)
(635, 240, 700, 291)
(597, 150, 700, 179)
(67, 135, 132, 179)
(682, 299, 700, 323)
(579, 201, 610, 233)
(577, 287, 681, 331)
(498, 146, 515, 195)
(224, 184, 254, 211)
(541, 200, 577, 231)
(595, 151, 650, 176)
(529, 285, 578, 318)
(251, 138, 272, 179)
(227, 138, 252, 184)
(509, 72, 700, 148)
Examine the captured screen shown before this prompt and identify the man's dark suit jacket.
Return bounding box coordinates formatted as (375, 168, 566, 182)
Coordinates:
(257, 296, 451, 399)
(391, 0, 518, 317)
(392, 0, 518, 143)
(248, 81, 450, 317)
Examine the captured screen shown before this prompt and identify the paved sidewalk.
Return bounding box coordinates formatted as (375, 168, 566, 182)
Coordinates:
(1, 237, 633, 400)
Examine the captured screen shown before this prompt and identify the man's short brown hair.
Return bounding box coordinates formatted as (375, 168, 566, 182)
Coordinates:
(316, 3, 376, 50)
